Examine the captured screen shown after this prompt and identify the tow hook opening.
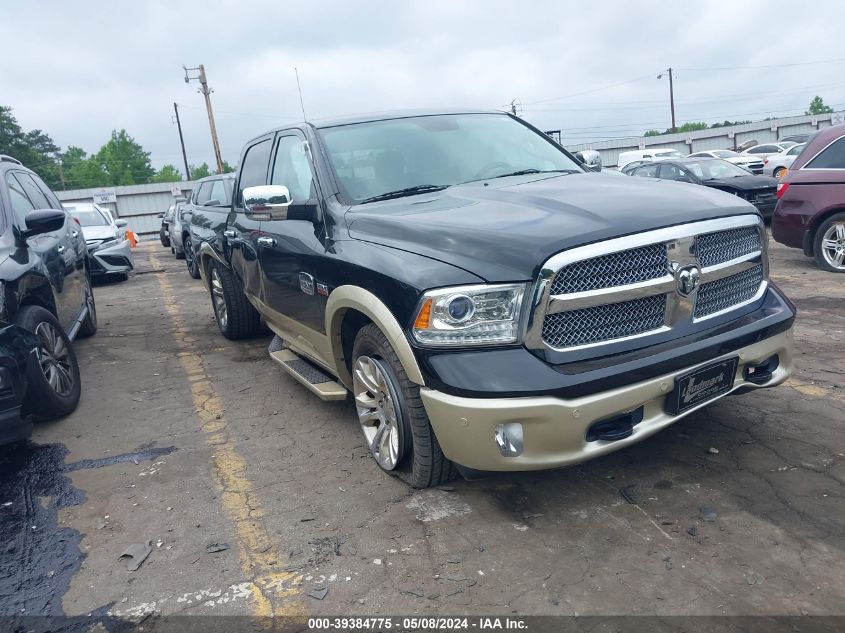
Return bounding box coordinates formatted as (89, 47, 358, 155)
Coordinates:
(586, 407, 644, 443)
(743, 354, 779, 385)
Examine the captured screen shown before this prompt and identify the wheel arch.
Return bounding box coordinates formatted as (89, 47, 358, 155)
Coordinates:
(326, 286, 425, 389)
(16, 275, 59, 320)
(808, 205, 845, 253)
(197, 241, 226, 289)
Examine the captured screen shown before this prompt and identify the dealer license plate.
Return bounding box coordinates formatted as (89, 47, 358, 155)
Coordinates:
(666, 357, 739, 415)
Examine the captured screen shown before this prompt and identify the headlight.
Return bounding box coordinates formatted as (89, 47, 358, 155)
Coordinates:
(411, 283, 527, 347)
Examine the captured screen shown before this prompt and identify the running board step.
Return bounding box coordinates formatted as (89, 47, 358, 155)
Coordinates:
(269, 348, 347, 401)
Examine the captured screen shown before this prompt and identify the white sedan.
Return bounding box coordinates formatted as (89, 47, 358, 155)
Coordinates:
(763, 143, 806, 178)
(64, 203, 134, 282)
(741, 142, 796, 160)
(687, 149, 763, 174)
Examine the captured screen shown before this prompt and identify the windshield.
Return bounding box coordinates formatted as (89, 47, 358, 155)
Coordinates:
(683, 160, 751, 180)
(317, 113, 582, 204)
(711, 150, 738, 158)
(65, 205, 109, 226)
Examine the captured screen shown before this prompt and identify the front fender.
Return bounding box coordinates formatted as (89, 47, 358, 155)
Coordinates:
(325, 286, 425, 388)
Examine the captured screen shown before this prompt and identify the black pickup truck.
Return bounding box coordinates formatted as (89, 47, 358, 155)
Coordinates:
(189, 111, 795, 488)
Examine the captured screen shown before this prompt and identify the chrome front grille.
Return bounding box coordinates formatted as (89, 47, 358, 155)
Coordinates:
(694, 265, 764, 318)
(550, 243, 667, 294)
(697, 227, 760, 267)
(542, 295, 666, 348)
(527, 215, 768, 352)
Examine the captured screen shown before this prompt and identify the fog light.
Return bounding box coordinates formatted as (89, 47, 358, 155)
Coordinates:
(494, 423, 523, 457)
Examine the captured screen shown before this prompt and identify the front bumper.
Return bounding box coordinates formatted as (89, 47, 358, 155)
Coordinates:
(88, 238, 134, 275)
(422, 328, 793, 471)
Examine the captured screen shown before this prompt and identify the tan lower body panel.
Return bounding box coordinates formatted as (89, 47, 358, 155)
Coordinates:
(421, 328, 794, 472)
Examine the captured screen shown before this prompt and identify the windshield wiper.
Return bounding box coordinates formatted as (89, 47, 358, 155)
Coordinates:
(360, 184, 447, 204)
(492, 168, 579, 179)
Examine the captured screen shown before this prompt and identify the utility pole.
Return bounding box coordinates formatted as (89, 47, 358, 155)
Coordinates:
(510, 99, 519, 116)
(658, 68, 676, 132)
(172, 103, 191, 181)
(183, 64, 224, 174)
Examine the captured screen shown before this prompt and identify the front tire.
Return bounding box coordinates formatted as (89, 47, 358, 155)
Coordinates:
(160, 227, 171, 247)
(814, 212, 845, 273)
(774, 166, 787, 179)
(352, 324, 456, 488)
(77, 276, 98, 338)
(209, 261, 261, 339)
(185, 236, 201, 279)
(16, 306, 82, 420)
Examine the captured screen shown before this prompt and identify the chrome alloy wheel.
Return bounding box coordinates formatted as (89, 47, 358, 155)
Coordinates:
(353, 355, 403, 470)
(820, 221, 845, 270)
(35, 322, 74, 396)
(210, 267, 228, 328)
(85, 279, 96, 323)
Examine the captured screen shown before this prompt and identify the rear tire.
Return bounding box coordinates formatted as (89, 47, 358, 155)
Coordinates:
(813, 212, 845, 273)
(16, 306, 81, 420)
(160, 227, 171, 247)
(209, 261, 261, 339)
(185, 236, 201, 279)
(352, 324, 456, 488)
(774, 166, 786, 179)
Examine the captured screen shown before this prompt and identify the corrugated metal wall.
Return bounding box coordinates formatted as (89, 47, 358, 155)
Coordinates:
(56, 181, 196, 238)
(566, 112, 842, 168)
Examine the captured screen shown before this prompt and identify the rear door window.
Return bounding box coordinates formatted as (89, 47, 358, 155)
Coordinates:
(805, 137, 845, 169)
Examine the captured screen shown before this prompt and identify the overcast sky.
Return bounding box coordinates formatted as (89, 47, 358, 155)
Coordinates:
(3, 1, 844, 172)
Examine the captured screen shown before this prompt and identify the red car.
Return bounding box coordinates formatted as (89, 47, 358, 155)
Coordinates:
(771, 124, 845, 272)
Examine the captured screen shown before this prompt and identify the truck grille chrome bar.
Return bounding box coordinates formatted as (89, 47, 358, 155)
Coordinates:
(526, 215, 768, 353)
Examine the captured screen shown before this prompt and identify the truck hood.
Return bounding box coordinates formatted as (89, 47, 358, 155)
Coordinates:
(346, 172, 756, 282)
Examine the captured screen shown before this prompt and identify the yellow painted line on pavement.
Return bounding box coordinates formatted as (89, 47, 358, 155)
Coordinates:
(150, 252, 303, 618)
(785, 376, 843, 401)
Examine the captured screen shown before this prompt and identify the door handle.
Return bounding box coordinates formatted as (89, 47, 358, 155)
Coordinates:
(57, 246, 66, 254)
(257, 237, 276, 248)
(223, 230, 236, 239)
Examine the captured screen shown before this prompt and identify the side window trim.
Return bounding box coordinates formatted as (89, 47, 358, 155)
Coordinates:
(801, 135, 845, 170)
(6, 172, 37, 227)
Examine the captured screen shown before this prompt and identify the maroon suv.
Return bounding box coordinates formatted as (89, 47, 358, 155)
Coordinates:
(771, 124, 845, 272)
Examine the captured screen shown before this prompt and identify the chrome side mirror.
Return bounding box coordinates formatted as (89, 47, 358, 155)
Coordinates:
(243, 185, 291, 221)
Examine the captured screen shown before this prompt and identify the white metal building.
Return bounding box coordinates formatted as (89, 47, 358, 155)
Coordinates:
(56, 181, 196, 238)
(566, 111, 844, 168)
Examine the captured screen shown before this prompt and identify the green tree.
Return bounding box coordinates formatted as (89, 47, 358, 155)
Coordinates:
(710, 120, 751, 128)
(152, 164, 183, 183)
(0, 105, 62, 189)
(644, 129, 661, 137)
(806, 95, 834, 115)
(189, 162, 212, 179)
(96, 129, 154, 186)
(60, 146, 108, 189)
(676, 122, 708, 133)
(218, 160, 235, 174)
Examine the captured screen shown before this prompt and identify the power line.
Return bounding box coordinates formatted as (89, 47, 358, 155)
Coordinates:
(677, 56, 845, 72)
(522, 72, 660, 105)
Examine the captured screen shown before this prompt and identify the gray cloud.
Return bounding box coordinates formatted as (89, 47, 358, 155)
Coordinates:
(3, 0, 843, 170)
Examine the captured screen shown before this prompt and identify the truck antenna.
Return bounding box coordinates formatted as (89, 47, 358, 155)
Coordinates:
(294, 67, 308, 122)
